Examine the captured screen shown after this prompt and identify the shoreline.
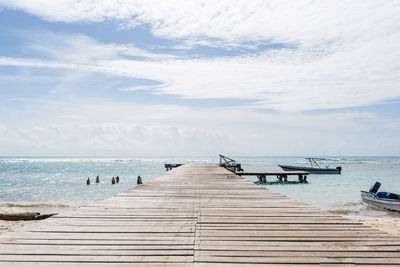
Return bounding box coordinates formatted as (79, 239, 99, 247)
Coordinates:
(354, 216, 400, 237)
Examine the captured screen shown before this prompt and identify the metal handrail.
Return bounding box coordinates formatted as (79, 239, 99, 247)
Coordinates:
(219, 154, 243, 172)
(219, 154, 236, 165)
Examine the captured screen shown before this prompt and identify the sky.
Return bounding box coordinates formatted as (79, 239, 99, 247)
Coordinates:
(0, 0, 399, 157)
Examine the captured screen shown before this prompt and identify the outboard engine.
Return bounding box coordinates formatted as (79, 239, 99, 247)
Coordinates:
(336, 166, 342, 174)
(369, 181, 381, 193)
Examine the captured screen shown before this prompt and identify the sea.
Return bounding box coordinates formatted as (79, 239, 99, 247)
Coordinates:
(1, 157, 399, 220)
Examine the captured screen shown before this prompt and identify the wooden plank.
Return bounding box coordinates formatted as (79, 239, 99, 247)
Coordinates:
(195, 250, 400, 258)
(0, 255, 194, 262)
(0, 247, 194, 255)
(194, 255, 400, 264)
(28, 226, 195, 233)
(195, 244, 400, 252)
(0, 263, 192, 267)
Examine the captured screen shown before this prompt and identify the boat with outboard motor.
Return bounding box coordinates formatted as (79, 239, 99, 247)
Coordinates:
(361, 182, 400, 211)
(278, 158, 342, 174)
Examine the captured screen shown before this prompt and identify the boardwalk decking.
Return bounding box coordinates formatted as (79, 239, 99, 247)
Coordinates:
(0, 164, 399, 266)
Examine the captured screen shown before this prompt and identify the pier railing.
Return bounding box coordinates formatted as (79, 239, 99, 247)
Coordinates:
(219, 154, 243, 172)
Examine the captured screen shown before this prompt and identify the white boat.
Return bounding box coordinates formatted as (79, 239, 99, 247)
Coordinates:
(361, 182, 400, 211)
(279, 158, 341, 174)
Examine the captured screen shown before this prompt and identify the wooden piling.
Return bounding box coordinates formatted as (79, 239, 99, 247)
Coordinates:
(0, 164, 399, 266)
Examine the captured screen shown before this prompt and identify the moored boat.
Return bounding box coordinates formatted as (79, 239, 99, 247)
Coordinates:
(279, 158, 342, 174)
(361, 182, 400, 211)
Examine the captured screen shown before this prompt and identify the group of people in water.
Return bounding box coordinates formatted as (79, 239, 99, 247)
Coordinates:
(86, 175, 142, 185)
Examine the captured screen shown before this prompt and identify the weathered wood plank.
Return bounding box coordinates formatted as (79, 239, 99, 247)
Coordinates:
(0, 255, 194, 262)
(0, 263, 192, 267)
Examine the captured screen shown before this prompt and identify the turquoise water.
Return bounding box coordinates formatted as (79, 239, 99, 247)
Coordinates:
(1, 157, 399, 219)
(237, 157, 400, 219)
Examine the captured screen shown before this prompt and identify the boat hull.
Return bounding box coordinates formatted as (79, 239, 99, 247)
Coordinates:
(278, 165, 341, 174)
(361, 191, 400, 211)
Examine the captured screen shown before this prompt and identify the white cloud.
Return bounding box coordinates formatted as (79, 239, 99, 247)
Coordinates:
(1, 1, 399, 47)
(2, 31, 400, 112)
(0, 121, 228, 156)
(0, 1, 400, 113)
(119, 84, 167, 92)
(0, 104, 399, 156)
(23, 31, 176, 63)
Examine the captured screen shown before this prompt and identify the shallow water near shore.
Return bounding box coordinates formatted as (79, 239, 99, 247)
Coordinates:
(238, 157, 400, 220)
(0, 156, 399, 220)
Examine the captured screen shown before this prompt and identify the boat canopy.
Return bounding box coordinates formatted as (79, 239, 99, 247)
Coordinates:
(305, 158, 326, 168)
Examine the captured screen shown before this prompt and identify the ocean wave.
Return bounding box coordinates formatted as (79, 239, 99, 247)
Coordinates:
(328, 209, 353, 215)
(341, 200, 363, 207)
(0, 158, 147, 163)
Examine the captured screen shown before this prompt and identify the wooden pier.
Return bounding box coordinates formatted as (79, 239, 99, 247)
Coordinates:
(164, 163, 183, 171)
(236, 171, 309, 183)
(0, 164, 399, 266)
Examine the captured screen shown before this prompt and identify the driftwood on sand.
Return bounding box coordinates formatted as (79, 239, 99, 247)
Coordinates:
(0, 212, 56, 221)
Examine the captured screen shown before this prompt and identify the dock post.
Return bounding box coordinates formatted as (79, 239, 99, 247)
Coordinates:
(257, 175, 262, 183)
(283, 174, 287, 182)
(262, 175, 266, 183)
(298, 174, 303, 182)
(278, 175, 283, 182)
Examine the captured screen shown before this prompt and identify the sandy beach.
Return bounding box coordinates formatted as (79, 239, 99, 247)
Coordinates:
(328, 209, 400, 237)
(0, 204, 70, 236)
(358, 217, 400, 237)
(0, 219, 36, 235)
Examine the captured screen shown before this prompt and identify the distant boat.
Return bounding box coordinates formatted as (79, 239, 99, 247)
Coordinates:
(278, 158, 342, 174)
(361, 182, 400, 211)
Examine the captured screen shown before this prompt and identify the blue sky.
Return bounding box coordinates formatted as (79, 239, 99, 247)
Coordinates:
(0, 1, 399, 156)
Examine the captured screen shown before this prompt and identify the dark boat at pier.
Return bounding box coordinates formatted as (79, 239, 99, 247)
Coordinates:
(361, 182, 400, 211)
